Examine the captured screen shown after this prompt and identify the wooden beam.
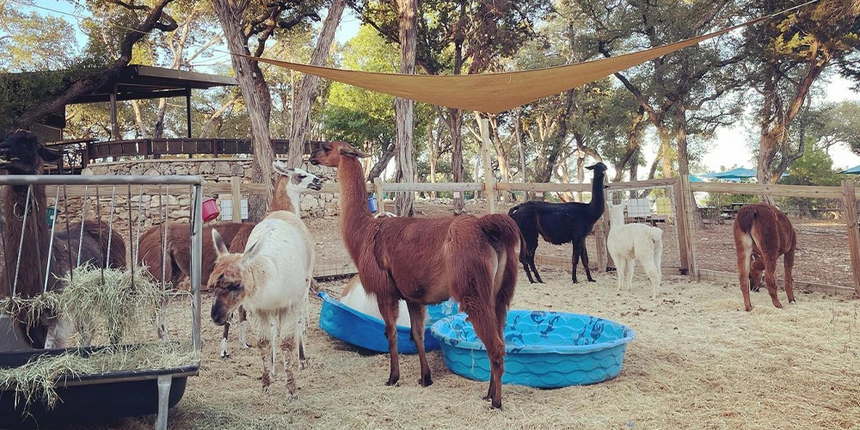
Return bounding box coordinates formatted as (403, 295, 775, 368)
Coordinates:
(690, 182, 844, 199)
(697, 269, 856, 297)
(842, 179, 860, 297)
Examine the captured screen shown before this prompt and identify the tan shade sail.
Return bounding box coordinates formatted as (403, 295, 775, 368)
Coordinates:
(249, 16, 764, 114)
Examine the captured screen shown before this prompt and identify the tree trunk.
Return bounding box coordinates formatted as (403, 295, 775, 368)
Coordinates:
(288, 0, 345, 167)
(429, 121, 438, 198)
(130, 100, 149, 139)
(515, 107, 528, 201)
(394, 0, 417, 217)
(448, 108, 465, 214)
(674, 102, 704, 228)
(212, 0, 274, 221)
(367, 143, 395, 181)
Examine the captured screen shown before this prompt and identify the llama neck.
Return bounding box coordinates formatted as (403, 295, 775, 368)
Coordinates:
(337, 157, 373, 259)
(271, 176, 300, 217)
(608, 207, 625, 228)
(587, 173, 606, 219)
(1, 184, 51, 297)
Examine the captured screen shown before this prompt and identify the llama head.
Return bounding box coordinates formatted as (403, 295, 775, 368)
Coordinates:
(208, 228, 266, 325)
(0, 130, 62, 175)
(607, 200, 627, 227)
(272, 161, 323, 192)
(309, 141, 369, 167)
(585, 162, 608, 176)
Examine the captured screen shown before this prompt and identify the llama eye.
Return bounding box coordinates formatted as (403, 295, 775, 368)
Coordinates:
(298, 174, 306, 180)
(226, 283, 241, 293)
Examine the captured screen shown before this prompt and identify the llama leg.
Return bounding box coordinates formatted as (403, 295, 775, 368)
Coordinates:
(220, 319, 231, 358)
(280, 316, 299, 397)
(735, 234, 754, 311)
(257, 322, 274, 392)
(626, 259, 636, 292)
(761, 254, 783, 309)
(406, 301, 432, 386)
(528, 254, 543, 284)
(377, 294, 401, 386)
(578, 239, 596, 282)
(465, 305, 505, 409)
(238, 305, 250, 348)
(614, 258, 627, 294)
(571, 243, 580, 283)
(783, 251, 796, 304)
(519, 252, 535, 284)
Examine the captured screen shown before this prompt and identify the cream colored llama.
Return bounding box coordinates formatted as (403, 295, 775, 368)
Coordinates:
(607, 201, 663, 299)
(208, 210, 314, 396)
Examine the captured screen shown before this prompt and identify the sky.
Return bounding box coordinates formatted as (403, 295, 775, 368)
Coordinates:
(17, 2, 860, 176)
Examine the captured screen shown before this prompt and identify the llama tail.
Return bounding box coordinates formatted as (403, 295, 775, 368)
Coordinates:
(478, 214, 521, 251)
(734, 206, 757, 235)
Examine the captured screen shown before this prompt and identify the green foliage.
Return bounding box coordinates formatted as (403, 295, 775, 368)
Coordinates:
(778, 145, 849, 217)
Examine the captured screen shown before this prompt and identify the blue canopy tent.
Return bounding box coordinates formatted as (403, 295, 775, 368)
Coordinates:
(706, 167, 757, 181)
(704, 167, 788, 182)
(840, 165, 860, 174)
(689, 175, 704, 182)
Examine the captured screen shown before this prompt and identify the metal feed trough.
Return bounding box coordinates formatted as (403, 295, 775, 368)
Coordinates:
(0, 175, 203, 429)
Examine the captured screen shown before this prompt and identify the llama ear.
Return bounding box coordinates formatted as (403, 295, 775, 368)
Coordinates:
(272, 160, 289, 175)
(339, 144, 369, 159)
(243, 235, 267, 263)
(212, 229, 229, 257)
(38, 146, 62, 162)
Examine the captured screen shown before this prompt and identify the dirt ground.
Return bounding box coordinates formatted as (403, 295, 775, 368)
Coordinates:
(47, 199, 860, 430)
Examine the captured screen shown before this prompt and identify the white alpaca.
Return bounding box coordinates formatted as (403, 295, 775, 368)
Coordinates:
(340, 275, 412, 327)
(606, 201, 663, 299)
(219, 162, 321, 358)
(209, 210, 314, 396)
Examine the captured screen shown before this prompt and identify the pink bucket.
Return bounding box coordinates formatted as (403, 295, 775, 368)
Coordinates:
(202, 198, 220, 222)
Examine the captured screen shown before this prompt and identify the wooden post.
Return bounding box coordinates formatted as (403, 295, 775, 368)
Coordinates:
(479, 117, 496, 214)
(674, 176, 697, 278)
(594, 175, 609, 272)
(374, 177, 385, 214)
(842, 179, 860, 297)
(230, 176, 242, 222)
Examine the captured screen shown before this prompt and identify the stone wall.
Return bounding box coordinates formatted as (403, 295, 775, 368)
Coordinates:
(81, 158, 339, 229)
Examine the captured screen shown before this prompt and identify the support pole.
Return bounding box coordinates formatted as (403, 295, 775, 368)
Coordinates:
(674, 176, 697, 278)
(374, 177, 385, 213)
(841, 179, 860, 297)
(479, 116, 496, 214)
(231, 177, 242, 222)
(110, 85, 119, 141)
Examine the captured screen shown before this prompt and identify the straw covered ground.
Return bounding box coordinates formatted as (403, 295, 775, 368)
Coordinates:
(58, 263, 860, 430)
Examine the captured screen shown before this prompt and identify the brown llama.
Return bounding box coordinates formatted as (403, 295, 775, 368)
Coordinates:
(0, 130, 127, 348)
(733, 203, 797, 312)
(310, 141, 520, 409)
(137, 163, 320, 354)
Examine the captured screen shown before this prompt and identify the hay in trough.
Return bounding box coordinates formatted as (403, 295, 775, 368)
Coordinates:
(0, 342, 195, 413)
(57, 264, 165, 343)
(0, 264, 168, 344)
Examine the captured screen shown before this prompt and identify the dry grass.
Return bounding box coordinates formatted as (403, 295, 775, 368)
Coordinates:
(63, 265, 860, 430)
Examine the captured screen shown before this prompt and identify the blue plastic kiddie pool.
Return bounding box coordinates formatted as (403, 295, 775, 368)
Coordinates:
(430, 310, 636, 388)
(318, 291, 459, 354)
